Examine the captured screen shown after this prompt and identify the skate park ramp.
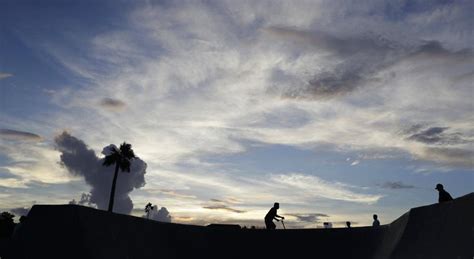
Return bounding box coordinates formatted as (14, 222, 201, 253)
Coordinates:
(4, 193, 473, 259)
(374, 192, 473, 259)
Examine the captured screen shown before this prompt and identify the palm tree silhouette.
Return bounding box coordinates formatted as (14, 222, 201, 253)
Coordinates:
(145, 202, 154, 219)
(103, 142, 136, 212)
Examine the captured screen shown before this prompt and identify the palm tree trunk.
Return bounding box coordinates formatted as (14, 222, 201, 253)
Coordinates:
(108, 162, 120, 212)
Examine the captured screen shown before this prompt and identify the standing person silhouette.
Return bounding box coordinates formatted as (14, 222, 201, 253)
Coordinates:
(435, 183, 453, 203)
(265, 202, 284, 230)
(372, 214, 380, 227)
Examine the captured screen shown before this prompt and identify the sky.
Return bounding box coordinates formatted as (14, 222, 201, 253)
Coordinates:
(0, 0, 473, 228)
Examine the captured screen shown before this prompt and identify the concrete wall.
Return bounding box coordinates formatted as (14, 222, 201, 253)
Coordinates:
(389, 193, 474, 259)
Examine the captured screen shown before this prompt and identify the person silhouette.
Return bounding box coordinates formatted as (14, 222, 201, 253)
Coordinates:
(264, 202, 284, 230)
(372, 214, 380, 227)
(346, 221, 351, 228)
(435, 183, 453, 203)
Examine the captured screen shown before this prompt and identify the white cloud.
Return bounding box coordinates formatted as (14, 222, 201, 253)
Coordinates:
(350, 160, 360, 166)
(143, 205, 172, 223)
(269, 173, 381, 204)
(0, 142, 77, 188)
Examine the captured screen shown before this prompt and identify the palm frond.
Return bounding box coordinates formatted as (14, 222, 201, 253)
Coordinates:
(103, 142, 136, 172)
(119, 158, 131, 172)
(103, 154, 117, 166)
(120, 142, 136, 160)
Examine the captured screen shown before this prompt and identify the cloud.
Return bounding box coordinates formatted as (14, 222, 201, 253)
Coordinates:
(29, 0, 472, 172)
(0, 129, 42, 142)
(408, 126, 448, 143)
(209, 198, 241, 204)
(452, 70, 474, 83)
(350, 160, 360, 166)
(379, 181, 414, 189)
(55, 131, 147, 214)
(263, 27, 391, 57)
(154, 189, 197, 199)
(203, 204, 247, 214)
(99, 98, 127, 111)
(265, 27, 396, 99)
(0, 169, 20, 179)
(0, 73, 13, 80)
(406, 126, 465, 145)
(143, 205, 172, 223)
(287, 213, 329, 223)
(270, 174, 382, 204)
(406, 41, 472, 62)
(9, 207, 30, 217)
(0, 142, 72, 188)
(400, 125, 473, 167)
(203, 198, 246, 213)
(265, 26, 472, 100)
(209, 199, 225, 203)
(416, 147, 474, 168)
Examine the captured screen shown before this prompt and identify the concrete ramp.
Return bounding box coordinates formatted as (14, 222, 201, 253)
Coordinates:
(376, 192, 474, 259)
(5, 193, 473, 259)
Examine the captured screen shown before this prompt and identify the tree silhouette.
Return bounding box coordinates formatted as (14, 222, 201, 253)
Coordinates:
(0, 211, 15, 237)
(0, 212, 14, 222)
(145, 202, 154, 219)
(103, 142, 136, 212)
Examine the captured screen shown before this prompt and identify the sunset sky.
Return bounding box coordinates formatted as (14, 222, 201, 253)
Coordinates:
(0, 0, 472, 228)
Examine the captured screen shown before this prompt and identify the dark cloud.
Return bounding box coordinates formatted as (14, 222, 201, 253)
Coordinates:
(203, 205, 246, 214)
(306, 71, 364, 98)
(143, 205, 172, 223)
(420, 147, 474, 168)
(0, 129, 42, 142)
(265, 27, 398, 99)
(407, 126, 465, 145)
(209, 198, 241, 204)
(264, 27, 391, 56)
(408, 127, 449, 144)
(275, 68, 376, 100)
(265, 27, 472, 100)
(379, 181, 414, 189)
(287, 213, 329, 223)
(401, 124, 425, 135)
(407, 41, 472, 62)
(99, 98, 126, 110)
(203, 198, 245, 213)
(55, 131, 147, 214)
(402, 125, 473, 167)
(10, 207, 30, 217)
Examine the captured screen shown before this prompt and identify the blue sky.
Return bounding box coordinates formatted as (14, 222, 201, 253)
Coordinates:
(0, 0, 473, 227)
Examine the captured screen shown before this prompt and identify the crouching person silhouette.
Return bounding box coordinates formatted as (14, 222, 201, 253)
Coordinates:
(435, 183, 453, 203)
(265, 202, 284, 230)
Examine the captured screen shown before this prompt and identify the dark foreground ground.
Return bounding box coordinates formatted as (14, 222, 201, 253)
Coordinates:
(1, 193, 473, 259)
